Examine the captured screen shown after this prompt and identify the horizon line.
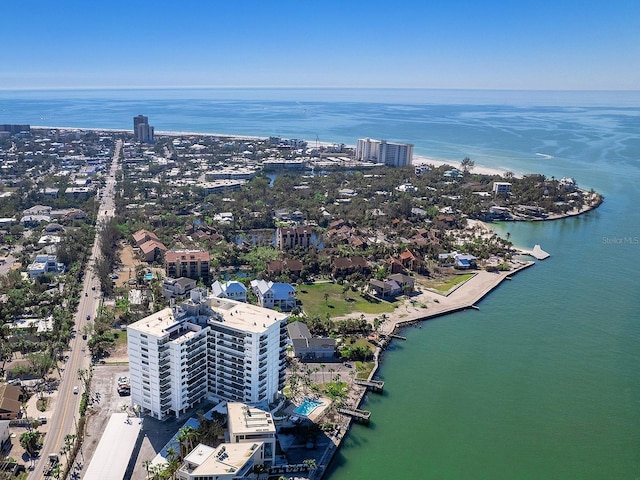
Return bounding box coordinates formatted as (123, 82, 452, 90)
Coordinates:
(1, 86, 639, 93)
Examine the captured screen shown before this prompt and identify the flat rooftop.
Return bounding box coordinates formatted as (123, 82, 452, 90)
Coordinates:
(179, 442, 263, 477)
(83, 413, 142, 480)
(127, 307, 178, 337)
(227, 402, 276, 436)
(207, 297, 287, 333)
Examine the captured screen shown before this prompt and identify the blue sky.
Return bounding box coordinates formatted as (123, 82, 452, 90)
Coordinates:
(1, 0, 638, 90)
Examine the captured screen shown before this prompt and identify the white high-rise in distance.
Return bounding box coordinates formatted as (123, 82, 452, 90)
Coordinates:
(355, 137, 413, 167)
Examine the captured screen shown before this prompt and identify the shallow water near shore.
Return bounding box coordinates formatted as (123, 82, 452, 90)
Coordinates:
(1, 88, 639, 478)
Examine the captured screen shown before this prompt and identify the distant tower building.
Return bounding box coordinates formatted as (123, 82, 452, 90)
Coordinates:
(133, 114, 154, 143)
(355, 138, 413, 167)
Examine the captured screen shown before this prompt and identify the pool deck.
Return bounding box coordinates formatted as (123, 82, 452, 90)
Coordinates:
(294, 398, 325, 417)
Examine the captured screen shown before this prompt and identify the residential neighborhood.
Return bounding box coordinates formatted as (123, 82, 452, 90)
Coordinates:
(0, 124, 602, 479)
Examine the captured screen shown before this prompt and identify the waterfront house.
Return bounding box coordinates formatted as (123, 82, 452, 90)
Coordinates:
(438, 251, 477, 269)
(389, 273, 415, 293)
(369, 278, 402, 298)
(287, 321, 336, 360)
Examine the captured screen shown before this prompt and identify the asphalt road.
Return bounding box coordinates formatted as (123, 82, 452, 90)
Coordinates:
(30, 140, 122, 480)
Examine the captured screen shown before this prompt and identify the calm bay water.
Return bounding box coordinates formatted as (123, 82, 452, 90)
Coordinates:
(1, 88, 639, 478)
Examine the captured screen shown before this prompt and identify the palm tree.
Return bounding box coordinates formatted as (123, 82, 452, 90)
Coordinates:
(165, 445, 181, 479)
(177, 426, 199, 458)
(460, 157, 475, 173)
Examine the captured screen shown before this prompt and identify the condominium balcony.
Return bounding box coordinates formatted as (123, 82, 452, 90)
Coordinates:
(216, 341, 244, 354)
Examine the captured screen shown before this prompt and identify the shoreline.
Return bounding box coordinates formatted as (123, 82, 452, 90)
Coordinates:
(312, 261, 534, 479)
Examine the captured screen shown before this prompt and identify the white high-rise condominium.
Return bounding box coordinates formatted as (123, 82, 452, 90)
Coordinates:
(355, 137, 414, 167)
(128, 289, 288, 420)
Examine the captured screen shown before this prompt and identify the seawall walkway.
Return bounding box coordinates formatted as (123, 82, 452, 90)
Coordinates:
(312, 260, 534, 479)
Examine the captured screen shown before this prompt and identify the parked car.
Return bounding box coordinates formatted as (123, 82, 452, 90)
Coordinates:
(73, 386, 79, 394)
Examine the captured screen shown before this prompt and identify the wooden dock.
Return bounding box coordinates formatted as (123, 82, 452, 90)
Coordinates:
(338, 407, 371, 424)
(390, 334, 407, 340)
(354, 379, 384, 393)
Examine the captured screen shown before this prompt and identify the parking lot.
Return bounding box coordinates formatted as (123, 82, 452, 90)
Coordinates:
(78, 363, 213, 480)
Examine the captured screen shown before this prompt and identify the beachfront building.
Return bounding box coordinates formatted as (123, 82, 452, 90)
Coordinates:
(128, 290, 288, 420)
(165, 249, 211, 284)
(355, 138, 414, 167)
(133, 114, 154, 143)
(227, 402, 276, 465)
(493, 181, 512, 195)
(176, 442, 264, 480)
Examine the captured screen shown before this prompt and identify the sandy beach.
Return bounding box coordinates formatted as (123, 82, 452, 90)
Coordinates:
(412, 153, 521, 177)
(35, 125, 521, 179)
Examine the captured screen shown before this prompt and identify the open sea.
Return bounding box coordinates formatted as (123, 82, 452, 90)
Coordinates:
(1, 88, 639, 479)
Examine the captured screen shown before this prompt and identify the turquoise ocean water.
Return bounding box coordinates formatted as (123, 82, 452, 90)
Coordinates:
(1, 89, 639, 478)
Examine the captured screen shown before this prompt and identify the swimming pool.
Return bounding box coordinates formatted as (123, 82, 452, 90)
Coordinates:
(294, 398, 324, 416)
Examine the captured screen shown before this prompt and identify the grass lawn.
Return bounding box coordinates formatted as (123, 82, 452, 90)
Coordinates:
(420, 273, 475, 294)
(355, 361, 375, 380)
(111, 328, 128, 349)
(296, 283, 396, 318)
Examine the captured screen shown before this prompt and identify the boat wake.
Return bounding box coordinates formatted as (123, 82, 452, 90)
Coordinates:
(535, 152, 554, 159)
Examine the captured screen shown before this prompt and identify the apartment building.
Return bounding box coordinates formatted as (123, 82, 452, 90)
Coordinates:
(165, 249, 211, 284)
(133, 115, 154, 143)
(276, 226, 313, 251)
(355, 137, 414, 167)
(128, 290, 288, 420)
